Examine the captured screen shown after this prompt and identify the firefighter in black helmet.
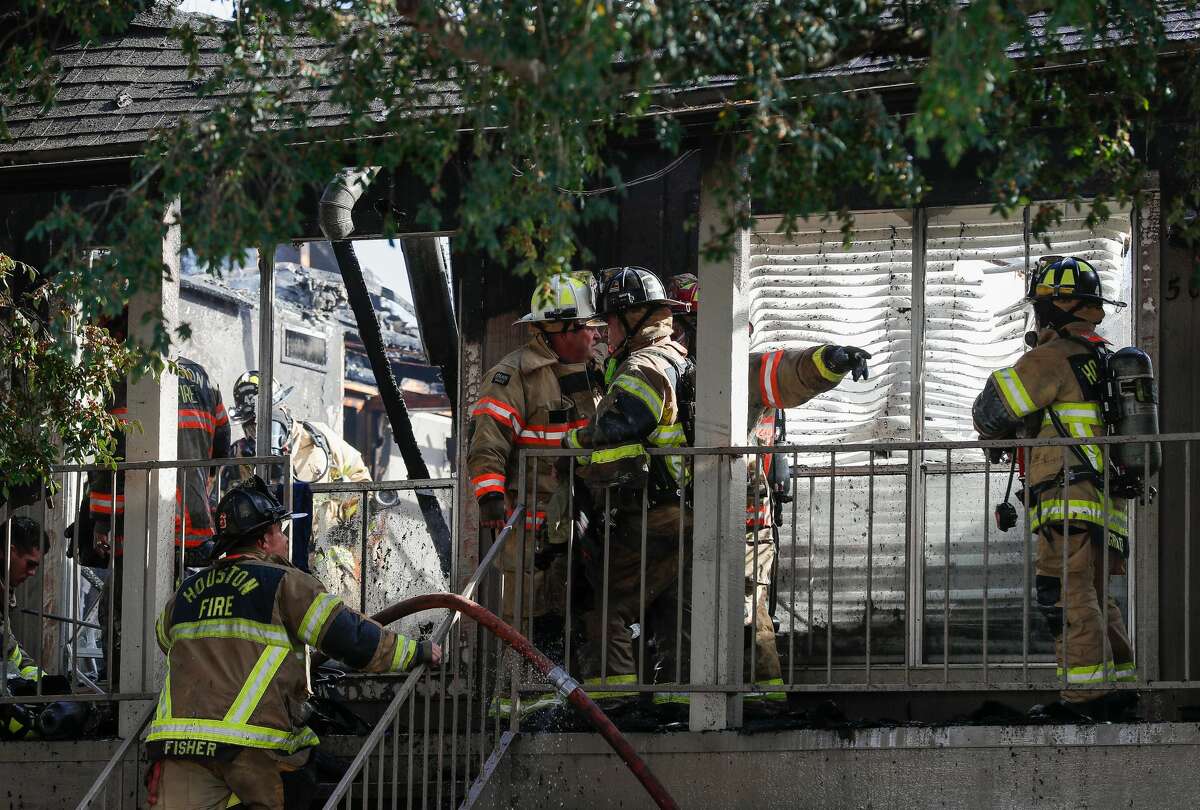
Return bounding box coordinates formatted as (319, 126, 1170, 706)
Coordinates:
(973, 255, 1136, 719)
(147, 476, 440, 809)
(562, 266, 693, 708)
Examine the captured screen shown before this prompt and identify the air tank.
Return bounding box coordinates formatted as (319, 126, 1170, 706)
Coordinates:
(1109, 347, 1161, 479)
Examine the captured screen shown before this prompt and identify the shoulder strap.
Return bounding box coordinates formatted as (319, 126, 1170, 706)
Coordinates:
(298, 422, 333, 482)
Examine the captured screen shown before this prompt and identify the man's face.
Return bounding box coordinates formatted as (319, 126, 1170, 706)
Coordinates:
(548, 324, 599, 364)
(258, 522, 289, 558)
(6, 545, 42, 589)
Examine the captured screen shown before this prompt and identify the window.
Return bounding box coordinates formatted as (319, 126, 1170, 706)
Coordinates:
(282, 326, 328, 371)
(749, 202, 1136, 672)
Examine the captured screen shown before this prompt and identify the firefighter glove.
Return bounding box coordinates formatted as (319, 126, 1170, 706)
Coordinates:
(478, 493, 506, 529)
(826, 346, 872, 381)
(415, 640, 443, 668)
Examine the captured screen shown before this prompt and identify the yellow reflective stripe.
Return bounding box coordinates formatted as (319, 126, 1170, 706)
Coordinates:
(1044, 407, 1106, 471)
(811, 346, 843, 383)
(649, 421, 689, 486)
(156, 615, 171, 652)
(172, 618, 291, 647)
(612, 374, 664, 421)
(224, 646, 289, 725)
(582, 673, 638, 698)
(1055, 660, 1134, 684)
(583, 674, 637, 685)
(298, 593, 342, 646)
(1049, 402, 1104, 425)
(1031, 498, 1129, 534)
(147, 718, 319, 753)
(1114, 661, 1137, 682)
(564, 428, 585, 449)
(992, 368, 1036, 416)
(589, 444, 647, 465)
(648, 423, 685, 447)
(390, 637, 417, 672)
(660, 455, 688, 488)
(18, 665, 40, 680)
(156, 672, 173, 721)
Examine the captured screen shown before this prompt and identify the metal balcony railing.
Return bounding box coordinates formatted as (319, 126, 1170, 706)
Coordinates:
(505, 431, 1191, 706)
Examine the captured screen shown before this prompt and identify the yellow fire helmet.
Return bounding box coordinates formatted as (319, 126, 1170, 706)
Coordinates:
(515, 272, 605, 326)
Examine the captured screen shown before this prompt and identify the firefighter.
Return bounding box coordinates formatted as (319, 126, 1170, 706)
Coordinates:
(666, 273, 870, 709)
(227, 371, 371, 491)
(90, 348, 231, 687)
(1, 517, 49, 739)
(972, 255, 1135, 718)
(147, 475, 439, 809)
(466, 272, 605, 670)
(91, 356, 232, 560)
(227, 371, 371, 605)
(563, 266, 693, 708)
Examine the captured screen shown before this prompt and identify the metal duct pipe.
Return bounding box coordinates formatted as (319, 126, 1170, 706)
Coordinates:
(319, 168, 452, 575)
(318, 167, 380, 240)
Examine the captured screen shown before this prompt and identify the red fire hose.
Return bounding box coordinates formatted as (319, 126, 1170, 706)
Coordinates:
(374, 593, 680, 810)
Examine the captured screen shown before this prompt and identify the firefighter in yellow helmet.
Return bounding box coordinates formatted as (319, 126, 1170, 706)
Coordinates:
(666, 272, 870, 710)
(973, 255, 1138, 720)
(466, 273, 605, 671)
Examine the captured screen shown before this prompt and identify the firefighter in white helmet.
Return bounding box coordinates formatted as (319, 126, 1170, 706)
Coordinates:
(467, 273, 606, 672)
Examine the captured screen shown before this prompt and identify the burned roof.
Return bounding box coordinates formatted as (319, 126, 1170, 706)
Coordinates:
(2, 5, 1198, 167)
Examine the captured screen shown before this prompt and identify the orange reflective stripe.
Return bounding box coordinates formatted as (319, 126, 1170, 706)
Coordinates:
(89, 493, 125, 515)
(758, 351, 783, 408)
(471, 398, 524, 433)
(517, 417, 588, 446)
(472, 473, 506, 497)
(179, 408, 215, 434)
(506, 508, 546, 529)
(745, 501, 770, 528)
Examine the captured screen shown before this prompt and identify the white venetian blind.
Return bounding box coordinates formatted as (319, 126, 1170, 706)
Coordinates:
(923, 203, 1132, 454)
(749, 211, 915, 464)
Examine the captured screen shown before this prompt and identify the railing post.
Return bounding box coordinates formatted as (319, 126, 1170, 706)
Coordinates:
(117, 198, 181, 737)
(689, 152, 750, 731)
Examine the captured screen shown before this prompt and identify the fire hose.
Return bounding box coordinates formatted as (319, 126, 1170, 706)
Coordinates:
(371, 593, 680, 810)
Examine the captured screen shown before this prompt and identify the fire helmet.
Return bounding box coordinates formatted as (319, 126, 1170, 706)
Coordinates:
(666, 273, 698, 316)
(515, 273, 604, 327)
(1025, 255, 1126, 309)
(211, 475, 305, 557)
(596, 266, 680, 315)
(230, 370, 295, 424)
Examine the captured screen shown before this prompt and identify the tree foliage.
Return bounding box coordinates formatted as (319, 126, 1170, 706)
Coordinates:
(0, 253, 135, 504)
(2, 0, 1199, 485)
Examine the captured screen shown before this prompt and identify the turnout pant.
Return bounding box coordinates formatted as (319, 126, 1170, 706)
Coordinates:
(581, 507, 691, 697)
(744, 539, 783, 691)
(1035, 527, 1135, 702)
(155, 748, 313, 810)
